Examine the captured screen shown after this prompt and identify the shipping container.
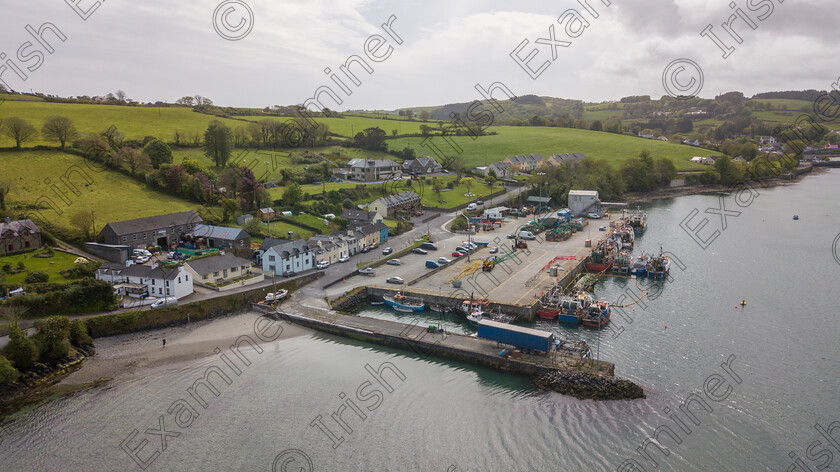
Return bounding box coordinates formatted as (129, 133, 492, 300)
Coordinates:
(477, 320, 554, 353)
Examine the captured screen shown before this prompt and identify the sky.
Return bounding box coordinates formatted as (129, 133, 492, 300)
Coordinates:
(1, 0, 838, 110)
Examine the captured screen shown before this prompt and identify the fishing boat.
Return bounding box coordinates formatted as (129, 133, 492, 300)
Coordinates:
(556, 292, 592, 325)
(629, 254, 650, 277)
(370, 301, 384, 306)
(628, 208, 648, 235)
(582, 300, 611, 328)
(585, 237, 617, 273)
(613, 252, 631, 275)
(615, 225, 635, 249)
(429, 304, 451, 313)
(488, 307, 514, 324)
(793, 215, 800, 220)
(648, 250, 671, 279)
(383, 290, 425, 312)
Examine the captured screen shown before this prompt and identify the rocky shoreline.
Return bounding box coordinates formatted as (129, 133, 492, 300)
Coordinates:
(533, 370, 646, 401)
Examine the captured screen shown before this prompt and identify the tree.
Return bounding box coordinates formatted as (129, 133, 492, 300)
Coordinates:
(589, 120, 603, 131)
(118, 148, 151, 175)
(0, 355, 19, 387)
(5, 321, 38, 370)
(77, 133, 111, 163)
(319, 161, 332, 194)
(283, 182, 303, 207)
(419, 110, 431, 121)
(176, 96, 195, 106)
(461, 177, 475, 195)
(391, 129, 398, 137)
(220, 197, 239, 223)
(241, 216, 264, 237)
(0, 180, 10, 212)
(70, 210, 95, 240)
(100, 125, 125, 152)
(431, 177, 444, 200)
(4, 117, 37, 148)
(34, 316, 71, 361)
(144, 139, 173, 168)
(204, 121, 234, 167)
(41, 116, 79, 149)
(115, 90, 127, 102)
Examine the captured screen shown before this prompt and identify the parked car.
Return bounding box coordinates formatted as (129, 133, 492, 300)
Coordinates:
(455, 246, 469, 254)
(489, 246, 499, 254)
(437, 257, 452, 265)
(358, 267, 376, 275)
(150, 297, 178, 309)
(412, 248, 428, 255)
(133, 249, 152, 258)
(382, 247, 393, 255)
(282, 270, 296, 278)
(386, 259, 401, 265)
(315, 261, 330, 270)
(475, 200, 484, 205)
(425, 260, 441, 269)
(507, 234, 517, 239)
(361, 246, 371, 253)
(420, 242, 437, 251)
(135, 256, 149, 264)
(451, 251, 463, 258)
(338, 255, 350, 263)
(386, 276, 404, 284)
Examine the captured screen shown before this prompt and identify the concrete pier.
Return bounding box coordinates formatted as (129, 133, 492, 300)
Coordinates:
(257, 303, 615, 378)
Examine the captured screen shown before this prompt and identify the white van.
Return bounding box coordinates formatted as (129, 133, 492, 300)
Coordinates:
(518, 230, 536, 240)
(150, 297, 178, 309)
(466, 203, 477, 211)
(133, 248, 152, 258)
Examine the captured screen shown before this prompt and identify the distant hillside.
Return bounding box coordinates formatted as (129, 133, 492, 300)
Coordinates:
(751, 90, 826, 101)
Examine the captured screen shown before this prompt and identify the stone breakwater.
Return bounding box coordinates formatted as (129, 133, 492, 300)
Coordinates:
(533, 370, 646, 400)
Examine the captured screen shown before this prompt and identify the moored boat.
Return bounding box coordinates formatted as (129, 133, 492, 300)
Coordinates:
(648, 250, 671, 279)
(629, 254, 650, 277)
(383, 290, 425, 311)
(628, 208, 648, 235)
(582, 300, 611, 328)
(613, 252, 631, 274)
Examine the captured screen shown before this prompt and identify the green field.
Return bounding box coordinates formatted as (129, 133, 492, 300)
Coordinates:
(3, 150, 200, 236)
(387, 126, 708, 171)
(750, 98, 813, 111)
(0, 100, 245, 147)
(239, 115, 431, 138)
(0, 249, 82, 285)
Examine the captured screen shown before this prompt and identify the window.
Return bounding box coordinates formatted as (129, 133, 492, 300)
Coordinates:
(24, 241, 30, 248)
(213, 271, 219, 277)
(166, 289, 170, 295)
(159, 288, 162, 295)
(231, 267, 238, 272)
(133, 234, 137, 240)
(203, 274, 208, 280)
(268, 255, 275, 262)
(178, 276, 181, 283)
(122, 237, 127, 242)
(185, 275, 188, 281)
(269, 265, 275, 271)
(151, 279, 155, 285)
(166, 281, 170, 287)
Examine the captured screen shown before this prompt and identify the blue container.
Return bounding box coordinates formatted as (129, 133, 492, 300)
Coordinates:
(477, 320, 554, 353)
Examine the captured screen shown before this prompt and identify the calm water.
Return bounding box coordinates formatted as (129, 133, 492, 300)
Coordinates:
(2, 171, 839, 471)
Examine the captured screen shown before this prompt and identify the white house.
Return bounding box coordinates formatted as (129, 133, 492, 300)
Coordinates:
(96, 262, 194, 300)
(483, 206, 509, 220)
(308, 235, 349, 264)
(262, 239, 315, 275)
(690, 156, 715, 165)
(568, 190, 600, 216)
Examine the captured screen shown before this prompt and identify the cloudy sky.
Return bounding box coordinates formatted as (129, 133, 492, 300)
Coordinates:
(1, 0, 837, 109)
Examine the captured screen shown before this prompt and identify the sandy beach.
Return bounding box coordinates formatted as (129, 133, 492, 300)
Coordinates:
(62, 311, 313, 385)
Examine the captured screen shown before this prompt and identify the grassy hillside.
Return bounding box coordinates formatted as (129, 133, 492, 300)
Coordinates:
(0, 100, 245, 147)
(3, 150, 199, 237)
(750, 98, 813, 111)
(387, 126, 708, 171)
(239, 115, 431, 138)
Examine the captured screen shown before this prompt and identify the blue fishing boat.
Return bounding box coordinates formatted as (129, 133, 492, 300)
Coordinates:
(628, 208, 648, 235)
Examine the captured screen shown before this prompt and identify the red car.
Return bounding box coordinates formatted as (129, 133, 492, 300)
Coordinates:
(451, 251, 463, 257)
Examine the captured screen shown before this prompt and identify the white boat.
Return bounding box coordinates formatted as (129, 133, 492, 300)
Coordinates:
(383, 289, 425, 311)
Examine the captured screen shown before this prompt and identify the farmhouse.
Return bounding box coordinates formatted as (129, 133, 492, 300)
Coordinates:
(568, 190, 600, 216)
(96, 262, 194, 300)
(262, 239, 315, 275)
(368, 191, 421, 217)
(347, 158, 402, 182)
(341, 209, 383, 227)
(690, 156, 715, 165)
(1, 217, 42, 255)
(184, 253, 260, 287)
(402, 156, 443, 174)
(192, 224, 251, 252)
(99, 211, 202, 248)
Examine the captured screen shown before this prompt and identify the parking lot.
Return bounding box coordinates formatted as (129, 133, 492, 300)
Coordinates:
(326, 213, 605, 306)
